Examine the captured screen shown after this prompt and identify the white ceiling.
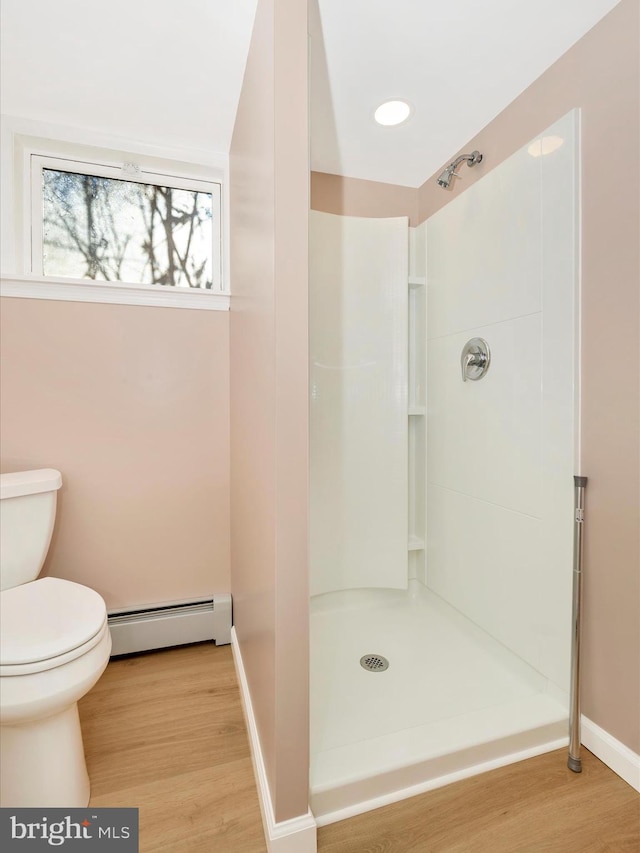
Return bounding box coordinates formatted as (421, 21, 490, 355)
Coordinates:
(0, 0, 257, 157)
(310, 0, 622, 186)
(0, 0, 622, 184)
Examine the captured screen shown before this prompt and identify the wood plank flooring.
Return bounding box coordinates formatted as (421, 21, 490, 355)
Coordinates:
(79, 643, 267, 853)
(79, 643, 640, 853)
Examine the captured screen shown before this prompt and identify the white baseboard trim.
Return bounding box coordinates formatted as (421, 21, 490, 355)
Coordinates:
(231, 628, 317, 853)
(582, 715, 640, 792)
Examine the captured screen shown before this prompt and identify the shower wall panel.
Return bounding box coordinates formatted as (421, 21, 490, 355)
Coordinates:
(310, 211, 408, 596)
(425, 113, 578, 692)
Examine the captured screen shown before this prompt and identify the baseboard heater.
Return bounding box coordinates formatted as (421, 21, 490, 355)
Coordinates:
(107, 594, 232, 656)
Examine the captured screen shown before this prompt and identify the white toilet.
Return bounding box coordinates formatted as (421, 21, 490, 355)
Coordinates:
(0, 469, 112, 807)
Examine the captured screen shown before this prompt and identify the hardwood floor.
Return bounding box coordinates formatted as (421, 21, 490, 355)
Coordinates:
(79, 643, 640, 853)
(79, 643, 267, 853)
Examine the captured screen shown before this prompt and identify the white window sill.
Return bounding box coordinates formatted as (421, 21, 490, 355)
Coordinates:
(0, 274, 230, 311)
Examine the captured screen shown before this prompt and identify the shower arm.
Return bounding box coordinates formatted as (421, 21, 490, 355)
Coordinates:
(447, 151, 483, 178)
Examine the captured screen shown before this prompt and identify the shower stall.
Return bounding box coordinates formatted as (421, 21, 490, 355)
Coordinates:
(309, 111, 579, 824)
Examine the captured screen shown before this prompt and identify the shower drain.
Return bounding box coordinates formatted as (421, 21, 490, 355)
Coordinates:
(360, 654, 389, 672)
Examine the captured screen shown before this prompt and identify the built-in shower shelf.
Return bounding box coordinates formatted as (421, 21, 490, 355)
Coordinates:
(408, 251, 426, 581)
(408, 535, 425, 551)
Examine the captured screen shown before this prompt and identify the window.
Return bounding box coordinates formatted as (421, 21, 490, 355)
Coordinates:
(32, 156, 222, 291)
(0, 126, 229, 311)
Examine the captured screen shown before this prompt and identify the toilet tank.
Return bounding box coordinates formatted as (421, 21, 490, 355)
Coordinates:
(0, 469, 63, 591)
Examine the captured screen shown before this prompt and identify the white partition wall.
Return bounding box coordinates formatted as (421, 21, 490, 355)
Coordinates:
(309, 212, 409, 596)
(425, 112, 579, 693)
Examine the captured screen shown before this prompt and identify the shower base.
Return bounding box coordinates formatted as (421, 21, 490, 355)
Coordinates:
(310, 583, 568, 825)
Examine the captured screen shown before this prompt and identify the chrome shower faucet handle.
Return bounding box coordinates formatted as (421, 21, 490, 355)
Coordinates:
(461, 337, 491, 382)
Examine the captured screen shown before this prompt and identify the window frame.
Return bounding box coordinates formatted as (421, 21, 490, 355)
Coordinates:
(0, 125, 230, 311)
(31, 154, 223, 293)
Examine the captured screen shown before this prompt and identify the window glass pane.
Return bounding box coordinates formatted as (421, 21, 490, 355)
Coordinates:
(42, 169, 215, 288)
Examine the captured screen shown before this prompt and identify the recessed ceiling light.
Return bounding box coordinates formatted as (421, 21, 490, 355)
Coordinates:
(527, 136, 564, 157)
(374, 100, 412, 126)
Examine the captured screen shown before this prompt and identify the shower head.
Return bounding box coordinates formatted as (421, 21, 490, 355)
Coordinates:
(437, 165, 456, 189)
(436, 150, 483, 190)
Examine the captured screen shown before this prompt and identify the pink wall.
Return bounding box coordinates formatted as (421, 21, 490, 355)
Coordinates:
(230, 0, 309, 824)
(310, 0, 639, 754)
(311, 171, 418, 226)
(0, 297, 230, 609)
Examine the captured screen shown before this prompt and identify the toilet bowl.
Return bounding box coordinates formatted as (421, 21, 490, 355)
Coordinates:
(0, 470, 112, 807)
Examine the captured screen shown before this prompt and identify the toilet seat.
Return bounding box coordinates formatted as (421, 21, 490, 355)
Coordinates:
(0, 577, 108, 677)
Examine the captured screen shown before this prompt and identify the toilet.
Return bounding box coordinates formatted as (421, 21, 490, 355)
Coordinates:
(0, 469, 112, 808)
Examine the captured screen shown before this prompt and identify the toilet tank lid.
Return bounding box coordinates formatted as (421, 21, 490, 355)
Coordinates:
(0, 469, 62, 500)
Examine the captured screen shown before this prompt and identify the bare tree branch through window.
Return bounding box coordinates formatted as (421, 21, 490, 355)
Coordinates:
(42, 169, 215, 288)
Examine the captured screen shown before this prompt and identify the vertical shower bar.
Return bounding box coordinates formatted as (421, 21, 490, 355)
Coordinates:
(568, 475, 588, 772)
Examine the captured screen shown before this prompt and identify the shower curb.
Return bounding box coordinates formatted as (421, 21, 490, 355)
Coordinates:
(312, 731, 568, 827)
